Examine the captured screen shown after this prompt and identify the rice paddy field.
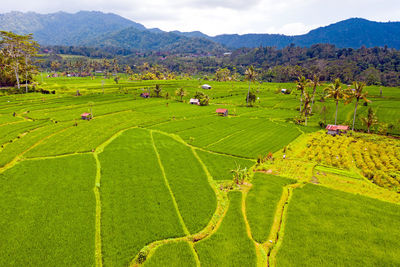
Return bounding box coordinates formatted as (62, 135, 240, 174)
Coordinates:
(0, 76, 399, 266)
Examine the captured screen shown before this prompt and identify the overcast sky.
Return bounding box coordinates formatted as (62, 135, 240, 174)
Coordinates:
(2, 0, 400, 36)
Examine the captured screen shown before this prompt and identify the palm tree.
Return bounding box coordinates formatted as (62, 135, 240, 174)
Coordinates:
(88, 101, 94, 119)
(348, 81, 370, 131)
(175, 88, 186, 101)
(230, 164, 247, 185)
(309, 74, 320, 113)
(361, 107, 378, 133)
(245, 66, 256, 107)
(324, 78, 347, 125)
(296, 76, 309, 112)
(154, 84, 162, 97)
(302, 90, 312, 126)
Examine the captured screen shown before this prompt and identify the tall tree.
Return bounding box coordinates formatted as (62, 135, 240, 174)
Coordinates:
(296, 76, 310, 112)
(154, 84, 162, 97)
(348, 81, 370, 131)
(361, 107, 378, 133)
(245, 65, 257, 107)
(309, 74, 320, 114)
(301, 90, 312, 126)
(0, 31, 39, 91)
(324, 78, 347, 125)
(175, 87, 186, 101)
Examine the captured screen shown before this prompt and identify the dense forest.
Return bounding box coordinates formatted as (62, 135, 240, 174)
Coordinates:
(40, 43, 400, 86)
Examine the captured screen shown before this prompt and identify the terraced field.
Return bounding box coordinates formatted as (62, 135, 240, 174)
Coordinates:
(0, 78, 399, 266)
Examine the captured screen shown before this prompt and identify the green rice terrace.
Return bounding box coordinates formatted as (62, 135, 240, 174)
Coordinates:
(0, 76, 399, 266)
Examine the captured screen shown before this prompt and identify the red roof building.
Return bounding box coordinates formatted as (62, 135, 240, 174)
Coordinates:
(216, 108, 228, 117)
(140, 92, 150, 98)
(81, 113, 92, 120)
(326, 124, 349, 135)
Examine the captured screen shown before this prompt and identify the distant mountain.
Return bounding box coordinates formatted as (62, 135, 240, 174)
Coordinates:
(0, 11, 145, 45)
(1, 11, 400, 51)
(85, 27, 226, 54)
(171, 30, 210, 39)
(294, 18, 400, 48)
(209, 18, 400, 49)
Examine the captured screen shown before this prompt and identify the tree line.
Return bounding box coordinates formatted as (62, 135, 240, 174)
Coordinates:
(295, 75, 380, 133)
(40, 43, 400, 86)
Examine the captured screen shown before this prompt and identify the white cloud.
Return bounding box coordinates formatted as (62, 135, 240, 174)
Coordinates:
(1, 0, 400, 35)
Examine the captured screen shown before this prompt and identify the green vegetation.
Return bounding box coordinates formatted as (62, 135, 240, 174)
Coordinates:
(144, 241, 197, 267)
(246, 174, 296, 243)
(294, 132, 400, 190)
(196, 150, 254, 180)
(152, 132, 216, 234)
(0, 76, 399, 266)
(0, 155, 96, 266)
(195, 191, 257, 266)
(99, 128, 185, 266)
(277, 184, 400, 266)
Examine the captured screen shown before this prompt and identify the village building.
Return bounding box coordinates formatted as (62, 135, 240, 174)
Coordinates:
(216, 108, 228, 117)
(202, 84, 212, 89)
(190, 98, 200, 105)
(140, 92, 150, 98)
(281, 88, 287, 94)
(81, 113, 92, 120)
(326, 125, 349, 136)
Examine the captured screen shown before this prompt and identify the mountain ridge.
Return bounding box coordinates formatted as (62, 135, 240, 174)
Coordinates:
(1, 11, 400, 50)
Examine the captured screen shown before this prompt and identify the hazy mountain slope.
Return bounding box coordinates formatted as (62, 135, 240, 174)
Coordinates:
(85, 27, 226, 53)
(0, 11, 145, 45)
(210, 18, 400, 49)
(1, 11, 399, 50)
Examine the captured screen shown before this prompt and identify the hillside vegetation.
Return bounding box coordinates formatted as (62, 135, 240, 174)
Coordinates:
(0, 77, 399, 266)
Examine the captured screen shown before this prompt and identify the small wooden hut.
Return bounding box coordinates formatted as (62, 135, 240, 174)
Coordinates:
(81, 113, 92, 120)
(190, 98, 200, 105)
(140, 92, 150, 98)
(326, 125, 349, 136)
(216, 108, 228, 117)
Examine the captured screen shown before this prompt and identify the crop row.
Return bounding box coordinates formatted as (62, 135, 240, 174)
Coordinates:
(152, 132, 217, 234)
(277, 184, 400, 266)
(99, 128, 186, 266)
(246, 173, 296, 243)
(0, 155, 96, 266)
(195, 191, 257, 266)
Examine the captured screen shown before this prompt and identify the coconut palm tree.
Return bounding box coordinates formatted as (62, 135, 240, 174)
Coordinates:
(324, 78, 347, 125)
(88, 101, 94, 119)
(154, 84, 162, 97)
(296, 76, 310, 112)
(309, 74, 320, 113)
(361, 107, 378, 133)
(245, 66, 256, 107)
(175, 88, 186, 101)
(302, 90, 312, 126)
(348, 81, 370, 131)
